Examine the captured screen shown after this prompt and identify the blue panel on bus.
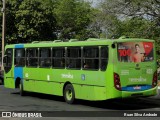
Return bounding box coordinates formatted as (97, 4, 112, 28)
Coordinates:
(15, 44, 24, 48)
(14, 67, 23, 82)
(122, 85, 152, 91)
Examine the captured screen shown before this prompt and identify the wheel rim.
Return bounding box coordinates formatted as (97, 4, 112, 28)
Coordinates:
(66, 89, 72, 101)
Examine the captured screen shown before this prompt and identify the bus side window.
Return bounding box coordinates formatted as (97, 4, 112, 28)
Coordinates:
(39, 48, 51, 68)
(14, 49, 25, 67)
(52, 48, 65, 68)
(26, 48, 38, 67)
(83, 47, 99, 70)
(101, 46, 108, 71)
(67, 47, 81, 69)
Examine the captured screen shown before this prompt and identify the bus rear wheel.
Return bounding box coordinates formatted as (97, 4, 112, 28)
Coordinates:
(63, 84, 75, 104)
(19, 81, 25, 96)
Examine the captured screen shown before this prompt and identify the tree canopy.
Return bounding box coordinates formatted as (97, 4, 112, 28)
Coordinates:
(0, 0, 94, 43)
(15, 0, 57, 41)
(54, 0, 94, 40)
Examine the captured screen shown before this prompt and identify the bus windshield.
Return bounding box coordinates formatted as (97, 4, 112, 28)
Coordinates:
(118, 42, 154, 63)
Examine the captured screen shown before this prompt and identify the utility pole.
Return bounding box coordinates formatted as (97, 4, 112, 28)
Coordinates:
(1, 0, 6, 71)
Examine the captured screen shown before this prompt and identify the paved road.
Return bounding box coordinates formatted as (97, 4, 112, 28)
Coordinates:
(0, 85, 160, 119)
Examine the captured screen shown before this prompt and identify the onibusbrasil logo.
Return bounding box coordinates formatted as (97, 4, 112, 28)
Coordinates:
(1, 112, 42, 118)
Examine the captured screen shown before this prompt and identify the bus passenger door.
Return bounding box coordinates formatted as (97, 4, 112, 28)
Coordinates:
(4, 49, 15, 88)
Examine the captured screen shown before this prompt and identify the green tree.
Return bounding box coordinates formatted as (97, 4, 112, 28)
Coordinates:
(54, 0, 94, 40)
(0, 1, 20, 46)
(15, 0, 57, 42)
(1, 0, 95, 43)
(5, 0, 22, 43)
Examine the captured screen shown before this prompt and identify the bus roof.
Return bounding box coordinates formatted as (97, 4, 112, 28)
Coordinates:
(5, 38, 155, 48)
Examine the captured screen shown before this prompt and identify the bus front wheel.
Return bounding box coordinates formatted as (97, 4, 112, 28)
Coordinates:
(19, 81, 25, 96)
(63, 84, 75, 104)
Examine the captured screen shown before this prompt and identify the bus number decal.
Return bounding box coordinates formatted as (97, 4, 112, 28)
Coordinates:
(146, 69, 153, 74)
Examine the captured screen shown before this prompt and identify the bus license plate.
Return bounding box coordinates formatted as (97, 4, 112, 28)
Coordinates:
(133, 86, 141, 90)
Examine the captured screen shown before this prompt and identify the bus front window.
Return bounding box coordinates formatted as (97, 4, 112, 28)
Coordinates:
(4, 49, 13, 73)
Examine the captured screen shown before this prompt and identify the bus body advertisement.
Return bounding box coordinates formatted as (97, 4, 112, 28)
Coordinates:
(3, 38, 158, 104)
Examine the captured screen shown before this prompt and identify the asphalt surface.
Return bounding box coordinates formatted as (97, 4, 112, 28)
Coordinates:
(0, 85, 160, 119)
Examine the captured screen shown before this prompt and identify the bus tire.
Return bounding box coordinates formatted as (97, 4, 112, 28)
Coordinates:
(19, 81, 25, 96)
(63, 84, 75, 104)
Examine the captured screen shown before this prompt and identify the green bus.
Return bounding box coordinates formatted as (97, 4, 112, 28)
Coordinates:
(3, 38, 158, 104)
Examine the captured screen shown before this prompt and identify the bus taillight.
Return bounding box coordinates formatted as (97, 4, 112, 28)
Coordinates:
(114, 73, 121, 91)
(152, 71, 157, 88)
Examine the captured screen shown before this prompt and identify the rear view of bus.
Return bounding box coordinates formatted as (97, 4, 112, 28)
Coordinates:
(113, 39, 157, 98)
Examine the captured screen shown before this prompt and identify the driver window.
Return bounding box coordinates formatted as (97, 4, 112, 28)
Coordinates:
(4, 49, 13, 73)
